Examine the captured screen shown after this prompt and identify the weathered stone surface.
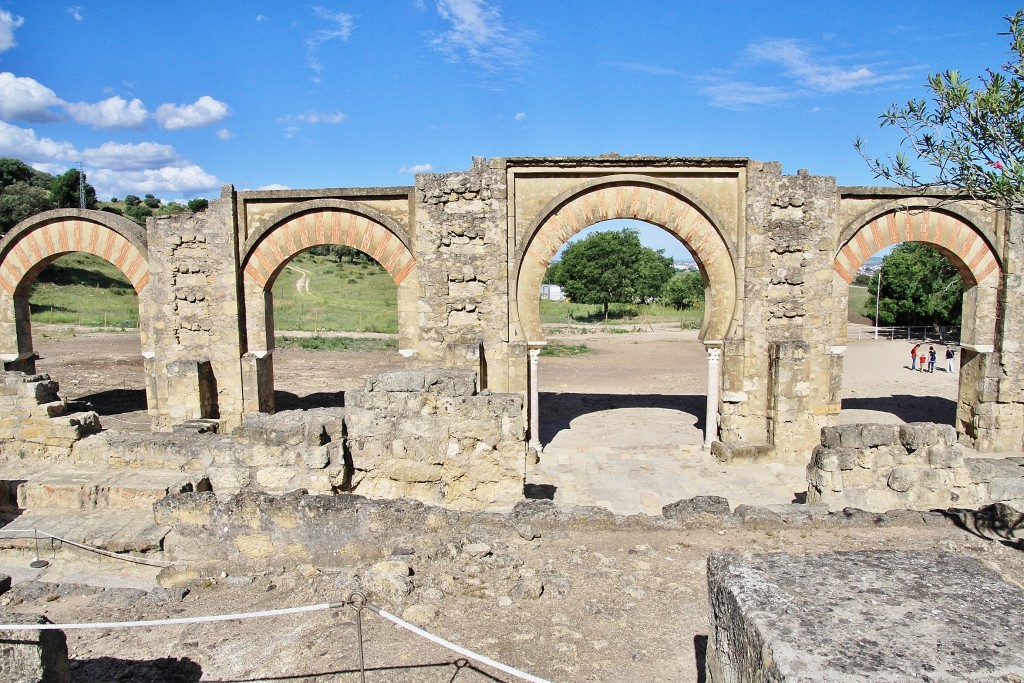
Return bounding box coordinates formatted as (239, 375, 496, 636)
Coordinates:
(706, 551, 1024, 682)
(0, 614, 70, 683)
(662, 496, 732, 523)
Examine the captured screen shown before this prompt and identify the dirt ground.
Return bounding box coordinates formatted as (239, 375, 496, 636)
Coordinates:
(7, 324, 1002, 683)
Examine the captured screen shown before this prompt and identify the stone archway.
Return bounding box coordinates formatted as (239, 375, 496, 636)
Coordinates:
(239, 200, 417, 413)
(511, 178, 739, 450)
(832, 203, 1003, 445)
(833, 204, 1001, 349)
(0, 210, 151, 373)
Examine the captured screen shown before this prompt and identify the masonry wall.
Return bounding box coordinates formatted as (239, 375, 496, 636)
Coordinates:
(719, 163, 841, 459)
(146, 187, 246, 430)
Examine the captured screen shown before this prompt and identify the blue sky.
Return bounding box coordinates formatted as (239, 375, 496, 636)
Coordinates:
(0, 1, 1020, 261)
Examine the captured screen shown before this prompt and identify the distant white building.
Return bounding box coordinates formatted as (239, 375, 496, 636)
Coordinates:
(540, 284, 565, 301)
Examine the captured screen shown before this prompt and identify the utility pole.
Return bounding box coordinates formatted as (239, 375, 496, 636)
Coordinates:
(77, 162, 85, 209)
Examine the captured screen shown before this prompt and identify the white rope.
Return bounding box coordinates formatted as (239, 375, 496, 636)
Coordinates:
(0, 529, 175, 567)
(366, 604, 554, 683)
(0, 601, 344, 631)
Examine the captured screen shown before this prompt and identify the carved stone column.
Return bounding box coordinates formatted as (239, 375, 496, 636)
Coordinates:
(704, 344, 722, 449)
(527, 342, 546, 452)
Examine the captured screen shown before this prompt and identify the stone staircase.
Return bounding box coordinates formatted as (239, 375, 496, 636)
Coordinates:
(0, 467, 210, 555)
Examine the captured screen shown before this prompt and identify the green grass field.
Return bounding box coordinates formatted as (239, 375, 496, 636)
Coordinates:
(25, 252, 868, 336)
(29, 253, 139, 328)
(270, 253, 398, 333)
(539, 298, 705, 329)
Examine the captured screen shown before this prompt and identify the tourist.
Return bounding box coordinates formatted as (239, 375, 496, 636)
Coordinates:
(946, 346, 956, 372)
(911, 344, 920, 370)
(928, 346, 936, 373)
(919, 349, 927, 372)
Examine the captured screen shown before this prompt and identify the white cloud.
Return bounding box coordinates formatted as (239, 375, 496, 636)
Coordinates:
(0, 121, 219, 198)
(65, 96, 149, 129)
(701, 38, 913, 110)
(399, 163, 433, 173)
(255, 183, 291, 191)
(256, 14, 267, 22)
(89, 164, 220, 197)
(306, 7, 354, 80)
(0, 121, 77, 163)
(81, 141, 179, 171)
(700, 82, 794, 110)
(0, 73, 64, 122)
(67, 5, 84, 22)
(432, 0, 533, 72)
(278, 111, 347, 125)
(216, 128, 234, 140)
(745, 39, 906, 93)
(154, 95, 229, 130)
(514, 112, 526, 121)
(0, 10, 24, 53)
(616, 62, 682, 77)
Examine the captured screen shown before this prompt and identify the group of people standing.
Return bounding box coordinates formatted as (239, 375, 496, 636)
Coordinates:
(910, 343, 955, 372)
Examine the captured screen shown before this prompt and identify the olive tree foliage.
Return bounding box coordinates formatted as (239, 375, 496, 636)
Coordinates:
(0, 158, 56, 235)
(855, 11, 1024, 211)
(863, 242, 963, 326)
(557, 227, 675, 320)
(660, 270, 704, 310)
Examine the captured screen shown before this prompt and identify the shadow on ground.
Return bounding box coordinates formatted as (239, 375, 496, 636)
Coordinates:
(538, 392, 705, 444)
(68, 388, 147, 416)
(72, 656, 202, 682)
(841, 395, 956, 425)
(274, 390, 346, 411)
(203, 658, 509, 682)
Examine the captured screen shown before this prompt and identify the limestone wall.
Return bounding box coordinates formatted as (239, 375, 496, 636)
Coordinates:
(0, 371, 100, 460)
(806, 422, 1024, 511)
(345, 369, 526, 510)
(146, 187, 246, 431)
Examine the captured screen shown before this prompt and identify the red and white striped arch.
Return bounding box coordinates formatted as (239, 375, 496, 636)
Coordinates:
(834, 209, 1000, 286)
(525, 184, 727, 272)
(0, 218, 149, 294)
(243, 209, 415, 289)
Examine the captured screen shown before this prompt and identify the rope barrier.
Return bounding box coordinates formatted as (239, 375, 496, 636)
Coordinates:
(0, 591, 556, 683)
(359, 597, 555, 683)
(0, 601, 347, 631)
(0, 528, 175, 568)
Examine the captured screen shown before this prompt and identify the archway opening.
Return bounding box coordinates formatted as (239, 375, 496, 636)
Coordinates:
(27, 252, 148, 431)
(266, 244, 401, 411)
(529, 219, 713, 514)
(839, 242, 965, 427)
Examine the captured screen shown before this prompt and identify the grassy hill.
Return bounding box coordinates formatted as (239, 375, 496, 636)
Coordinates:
(27, 252, 868, 334)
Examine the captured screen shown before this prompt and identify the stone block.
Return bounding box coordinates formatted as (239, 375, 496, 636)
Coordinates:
(706, 551, 1024, 682)
(899, 422, 957, 451)
(0, 614, 70, 682)
(927, 445, 964, 469)
(887, 466, 917, 493)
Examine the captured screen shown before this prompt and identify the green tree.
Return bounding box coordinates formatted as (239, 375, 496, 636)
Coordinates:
(49, 168, 97, 209)
(855, 10, 1024, 210)
(543, 260, 564, 286)
(863, 243, 963, 326)
(187, 198, 209, 213)
(124, 195, 141, 207)
(661, 270, 704, 310)
(558, 227, 674, 320)
(0, 181, 56, 234)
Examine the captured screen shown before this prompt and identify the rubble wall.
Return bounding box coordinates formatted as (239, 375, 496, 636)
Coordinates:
(806, 422, 1024, 511)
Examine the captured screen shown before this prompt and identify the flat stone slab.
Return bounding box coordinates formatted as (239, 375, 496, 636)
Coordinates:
(0, 510, 169, 554)
(706, 550, 1024, 682)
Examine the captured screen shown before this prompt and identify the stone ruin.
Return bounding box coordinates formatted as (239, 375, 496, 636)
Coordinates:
(0, 156, 1021, 512)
